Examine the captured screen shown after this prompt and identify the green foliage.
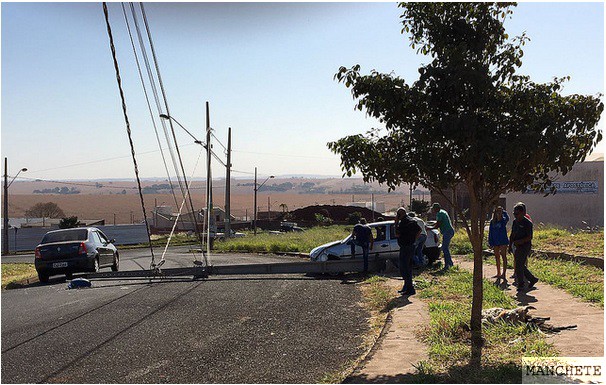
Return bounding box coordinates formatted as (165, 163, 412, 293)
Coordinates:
(330, 3, 602, 198)
(314, 213, 334, 225)
(408, 199, 430, 216)
(59, 216, 80, 229)
(347, 211, 363, 225)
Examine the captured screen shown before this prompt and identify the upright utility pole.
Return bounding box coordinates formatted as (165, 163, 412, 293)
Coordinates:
(253, 167, 258, 235)
(206, 101, 213, 254)
(225, 127, 232, 239)
(3, 158, 9, 255)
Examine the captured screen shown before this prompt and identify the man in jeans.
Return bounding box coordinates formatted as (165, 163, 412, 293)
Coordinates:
(429, 203, 455, 269)
(509, 203, 539, 291)
(349, 218, 374, 274)
(395, 208, 421, 295)
(408, 212, 427, 266)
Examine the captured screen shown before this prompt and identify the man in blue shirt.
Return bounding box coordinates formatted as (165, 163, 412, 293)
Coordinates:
(349, 218, 374, 274)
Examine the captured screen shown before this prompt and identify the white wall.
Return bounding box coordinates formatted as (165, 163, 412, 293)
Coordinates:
(505, 161, 603, 228)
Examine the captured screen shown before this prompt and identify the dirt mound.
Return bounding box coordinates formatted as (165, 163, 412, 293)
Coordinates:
(281, 205, 388, 222)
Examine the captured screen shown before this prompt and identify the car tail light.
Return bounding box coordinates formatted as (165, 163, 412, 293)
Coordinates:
(35, 247, 41, 259)
(78, 242, 88, 255)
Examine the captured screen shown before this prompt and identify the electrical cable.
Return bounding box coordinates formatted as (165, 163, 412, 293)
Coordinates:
(140, 2, 205, 252)
(121, 2, 181, 214)
(102, 2, 156, 266)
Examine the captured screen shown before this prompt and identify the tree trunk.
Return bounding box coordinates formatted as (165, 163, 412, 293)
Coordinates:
(468, 195, 486, 368)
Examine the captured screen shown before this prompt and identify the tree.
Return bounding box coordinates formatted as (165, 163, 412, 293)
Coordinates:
(347, 211, 363, 225)
(328, 2, 602, 367)
(59, 216, 81, 229)
(408, 199, 430, 216)
(25, 202, 66, 218)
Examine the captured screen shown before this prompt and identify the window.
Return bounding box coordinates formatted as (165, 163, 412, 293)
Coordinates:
(41, 229, 88, 244)
(97, 231, 110, 244)
(375, 226, 387, 241)
(91, 231, 104, 245)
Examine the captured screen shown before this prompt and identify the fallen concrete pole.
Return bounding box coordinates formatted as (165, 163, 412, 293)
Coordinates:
(87, 258, 389, 280)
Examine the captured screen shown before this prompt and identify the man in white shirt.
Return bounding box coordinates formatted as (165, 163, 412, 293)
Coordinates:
(408, 212, 427, 266)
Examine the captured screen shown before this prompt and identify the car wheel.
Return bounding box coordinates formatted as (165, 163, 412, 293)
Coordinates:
(65, 272, 74, 280)
(111, 252, 119, 272)
(38, 273, 49, 284)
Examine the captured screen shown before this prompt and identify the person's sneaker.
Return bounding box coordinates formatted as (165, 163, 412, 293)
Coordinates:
(528, 277, 539, 288)
(404, 289, 416, 296)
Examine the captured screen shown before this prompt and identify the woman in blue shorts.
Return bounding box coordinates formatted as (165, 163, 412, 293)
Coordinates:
(488, 206, 509, 278)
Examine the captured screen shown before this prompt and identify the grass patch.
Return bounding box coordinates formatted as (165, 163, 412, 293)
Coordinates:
(411, 266, 557, 383)
(1, 263, 37, 289)
(452, 225, 603, 258)
(214, 226, 351, 254)
(533, 227, 603, 257)
(530, 255, 604, 307)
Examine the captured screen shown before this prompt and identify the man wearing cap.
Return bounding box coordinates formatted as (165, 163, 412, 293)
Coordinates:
(429, 203, 455, 269)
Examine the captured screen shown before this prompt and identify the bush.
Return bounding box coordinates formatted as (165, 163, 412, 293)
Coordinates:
(347, 211, 363, 225)
(59, 216, 80, 229)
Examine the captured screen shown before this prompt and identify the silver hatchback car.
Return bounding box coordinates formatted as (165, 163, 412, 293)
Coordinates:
(309, 221, 441, 264)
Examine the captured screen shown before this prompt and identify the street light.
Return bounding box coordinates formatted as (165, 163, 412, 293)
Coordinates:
(253, 167, 274, 235)
(3, 158, 27, 255)
(159, 114, 204, 146)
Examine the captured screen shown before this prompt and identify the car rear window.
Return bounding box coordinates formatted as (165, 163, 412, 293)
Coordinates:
(41, 229, 89, 244)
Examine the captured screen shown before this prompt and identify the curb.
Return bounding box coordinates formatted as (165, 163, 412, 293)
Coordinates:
(344, 311, 394, 382)
(482, 249, 604, 270)
(4, 275, 39, 290)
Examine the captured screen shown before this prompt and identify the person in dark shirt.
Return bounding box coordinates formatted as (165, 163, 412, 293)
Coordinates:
(509, 203, 538, 291)
(349, 218, 374, 273)
(395, 208, 421, 295)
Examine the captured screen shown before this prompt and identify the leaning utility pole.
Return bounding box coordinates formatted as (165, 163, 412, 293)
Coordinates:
(225, 127, 232, 238)
(206, 101, 213, 254)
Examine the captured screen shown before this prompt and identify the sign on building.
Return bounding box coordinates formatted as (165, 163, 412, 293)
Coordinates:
(523, 181, 599, 194)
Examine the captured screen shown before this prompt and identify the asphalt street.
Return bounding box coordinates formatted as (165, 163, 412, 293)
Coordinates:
(1, 248, 370, 383)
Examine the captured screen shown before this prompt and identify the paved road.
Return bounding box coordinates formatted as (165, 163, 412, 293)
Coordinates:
(2, 248, 369, 383)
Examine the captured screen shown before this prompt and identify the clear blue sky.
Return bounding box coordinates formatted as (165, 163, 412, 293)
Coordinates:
(2, 2, 604, 181)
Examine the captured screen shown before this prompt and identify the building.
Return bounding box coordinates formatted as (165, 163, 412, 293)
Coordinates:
(430, 160, 603, 228)
(346, 201, 386, 214)
(152, 205, 235, 232)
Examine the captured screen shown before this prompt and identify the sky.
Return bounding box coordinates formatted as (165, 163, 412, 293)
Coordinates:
(1, 1, 604, 182)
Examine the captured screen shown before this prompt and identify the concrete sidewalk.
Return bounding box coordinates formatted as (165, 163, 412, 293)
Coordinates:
(345, 279, 429, 383)
(346, 258, 603, 382)
(456, 258, 604, 357)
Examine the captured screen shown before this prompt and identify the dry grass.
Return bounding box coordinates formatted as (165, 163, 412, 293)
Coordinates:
(9, 192, 407, 225)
